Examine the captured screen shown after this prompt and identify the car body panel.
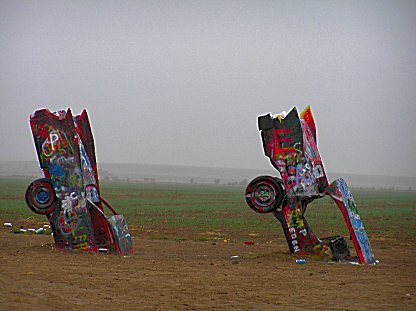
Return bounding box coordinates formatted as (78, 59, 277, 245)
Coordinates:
(27, 108, 133, 255)
(248, 106, 375, 264)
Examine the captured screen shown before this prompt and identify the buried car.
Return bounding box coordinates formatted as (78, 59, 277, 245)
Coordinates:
(25, 108, 133, 255)
(245, 106, 376, 264)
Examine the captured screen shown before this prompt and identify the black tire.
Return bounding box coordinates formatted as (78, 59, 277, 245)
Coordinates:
(245, 176, 285, 213)
(25, 178, 59, 215)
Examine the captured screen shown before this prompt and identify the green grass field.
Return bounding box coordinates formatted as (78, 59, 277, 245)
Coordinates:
(1, 177, 415, 239)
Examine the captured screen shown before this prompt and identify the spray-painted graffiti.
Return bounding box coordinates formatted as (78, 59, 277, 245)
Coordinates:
(267, 110, 325, 199)
(108, 215, 133, 255)
(275, 155, 317, 197)
(326, 178, 375, 263)
(41, 129, 73, 159)
(246, 106, 376, 264)
(25, 108, 133, 255)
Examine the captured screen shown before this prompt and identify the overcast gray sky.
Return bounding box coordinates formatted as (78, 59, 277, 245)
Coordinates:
(1, 0, 415, 177)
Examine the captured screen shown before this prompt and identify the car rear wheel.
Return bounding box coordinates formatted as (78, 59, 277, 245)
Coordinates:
(245, 176, 285, 213)
(25, 178, 59, 215)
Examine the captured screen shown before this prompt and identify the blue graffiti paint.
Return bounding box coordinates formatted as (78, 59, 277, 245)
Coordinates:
(49, 163, 64, 176)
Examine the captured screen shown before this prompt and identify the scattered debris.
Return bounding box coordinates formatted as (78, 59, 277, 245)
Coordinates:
(35, 228, 45, 234)
(12, 225, 53, 235)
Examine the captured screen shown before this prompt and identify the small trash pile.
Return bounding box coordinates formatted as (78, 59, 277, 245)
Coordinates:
(4, 222, 52, 235)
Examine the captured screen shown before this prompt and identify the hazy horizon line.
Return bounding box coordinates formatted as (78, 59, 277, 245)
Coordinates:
(1, 159, 415, 179)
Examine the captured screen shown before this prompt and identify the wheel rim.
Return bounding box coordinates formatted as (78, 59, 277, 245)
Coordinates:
(25, 179, 57, 215)
(245, 176, 284, 213)
(35, 189, 50, 205)
(252, 181, 276, 209)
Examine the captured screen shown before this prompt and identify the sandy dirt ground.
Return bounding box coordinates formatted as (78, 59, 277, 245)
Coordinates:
(0, 225, 415, 311)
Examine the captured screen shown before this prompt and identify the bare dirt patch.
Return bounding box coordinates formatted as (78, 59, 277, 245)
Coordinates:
(0, 224, 415, 310)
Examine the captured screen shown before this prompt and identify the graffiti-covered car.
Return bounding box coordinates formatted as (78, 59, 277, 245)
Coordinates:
(25, 108, 133, 255)
(245, 106, 376, 264)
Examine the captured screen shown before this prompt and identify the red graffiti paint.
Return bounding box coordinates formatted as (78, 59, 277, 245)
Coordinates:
(246, 106, 376, 264)
(25, 108, 133, 255)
